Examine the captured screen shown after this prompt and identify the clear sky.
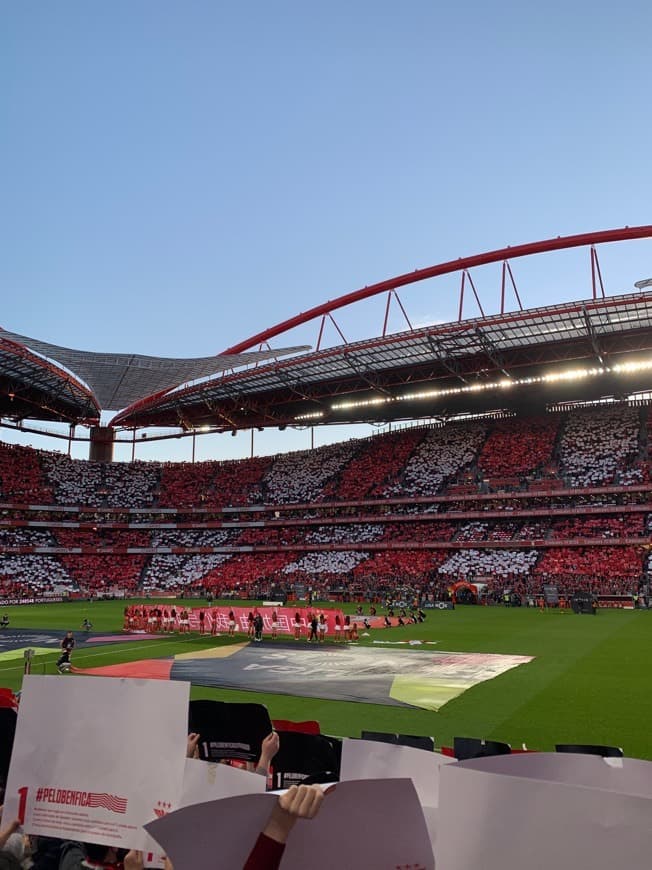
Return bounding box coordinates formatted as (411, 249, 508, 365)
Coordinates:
(2, 0, 651, 461)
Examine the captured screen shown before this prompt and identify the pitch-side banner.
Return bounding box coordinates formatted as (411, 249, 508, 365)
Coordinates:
(2, 675, 190, 850)
(187, 606, 344, 633)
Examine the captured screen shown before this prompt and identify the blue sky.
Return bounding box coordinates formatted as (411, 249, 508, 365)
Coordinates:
(2, 0, 651, 461)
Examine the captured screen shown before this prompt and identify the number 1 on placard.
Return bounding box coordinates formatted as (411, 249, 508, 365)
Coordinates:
(17, 787, 28, 825)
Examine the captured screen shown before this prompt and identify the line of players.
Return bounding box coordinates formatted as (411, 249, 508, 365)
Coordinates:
(123, 605, 359, 641)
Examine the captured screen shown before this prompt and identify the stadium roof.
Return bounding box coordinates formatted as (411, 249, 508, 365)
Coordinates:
(0, 329, 307, 416)
(111, 289, 652, 430)
(3, 226, 652, 432)
(0, 333, 100, 423)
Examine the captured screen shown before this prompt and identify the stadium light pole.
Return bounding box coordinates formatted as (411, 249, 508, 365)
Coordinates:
(634, 278, 652, 289)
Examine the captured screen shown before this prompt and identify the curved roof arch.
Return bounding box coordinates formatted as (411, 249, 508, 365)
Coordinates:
(112, 226, 652, 430)
(111, 291, 652, 430)
(223, 225, 652, 354)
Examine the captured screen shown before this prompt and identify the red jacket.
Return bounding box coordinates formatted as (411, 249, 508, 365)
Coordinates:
(243, 834, 285, 870)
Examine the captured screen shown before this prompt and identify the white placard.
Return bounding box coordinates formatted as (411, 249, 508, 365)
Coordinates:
(340, 738, 455, 810)
(179, 758, 267, 808)
(147, 778, 435, 869)
(2, 675, 190, 850)
(455, 752, 652, 796)
(437, 758, 652, 870)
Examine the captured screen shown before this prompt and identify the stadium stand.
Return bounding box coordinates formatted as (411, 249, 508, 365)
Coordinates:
(265, 441, 359, 503)
(559, 406, 641, 486)
(322, 429, 425, 499)
(382, 424, 486, 496)
(478, 416, 559, 479)
(0, 442, 52, 502)
(0, 405, 650, 600)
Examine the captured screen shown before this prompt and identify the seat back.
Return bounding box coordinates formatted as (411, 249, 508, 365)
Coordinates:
(453, 736, 511, 760)
(361, 730, 399, 745)
(396, 734, 435, 752)
(555, 743, 623, 758)
(188, 699, 272, 762)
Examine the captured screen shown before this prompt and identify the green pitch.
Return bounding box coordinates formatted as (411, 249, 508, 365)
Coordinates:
(1, 600, 650, 759)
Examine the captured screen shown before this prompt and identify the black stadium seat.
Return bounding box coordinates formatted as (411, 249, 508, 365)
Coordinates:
(397, 734, 435, 751)
(453, 736, 511, 760)
(361, 730, 435, 751)
(555, 743, 624, 758)
(361, 730, 399, 745)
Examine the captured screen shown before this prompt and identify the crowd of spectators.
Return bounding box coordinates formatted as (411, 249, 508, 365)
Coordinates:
(534, 546, 642, 582)
(0, 443, 52, 502)
(143, 553, 232, 591)
(200, 552, 296, 590)
(0, 405, 650, 598)
(264, 441, 359, 504)
(513, 521, 550, 540)
(39, 453, 104, 506)
(353, 549, 450, 581)
(383, 423, 486, 496)
(282, 550, 369, 576)
(0, 554, 76, 597)
(438, 548, 540, 578)
(211, 456, 272, 506)
(455, 522, 490, 542)
(304, 523, 384, 545)
(0, 528, 57, 548)
(550, 515, 644, 539)
(158, 456, 272, 508)
(103, 462, 159, 507)
(478, 417, 559, 478)
(559, 406, 641, 486)
(380, 521, 456, 543)
(323, 429, 425, 500)
(59, 555, 146, 593)
(142, 529, 235, 590)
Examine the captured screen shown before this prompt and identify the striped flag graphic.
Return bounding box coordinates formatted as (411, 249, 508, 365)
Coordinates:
(87, 793, 128, 814)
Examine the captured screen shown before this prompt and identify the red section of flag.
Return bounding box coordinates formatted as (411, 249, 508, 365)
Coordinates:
(87, 792, 128, 814)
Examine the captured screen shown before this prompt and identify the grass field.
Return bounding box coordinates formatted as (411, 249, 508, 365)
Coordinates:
(2, 599, 650, 759)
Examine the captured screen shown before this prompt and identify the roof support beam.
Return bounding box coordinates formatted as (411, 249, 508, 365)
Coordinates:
(582, 305, 606, 367)
(341, 352, 392, 395)
(426, 335, 468, 384)
(474, 327, 511, 379)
